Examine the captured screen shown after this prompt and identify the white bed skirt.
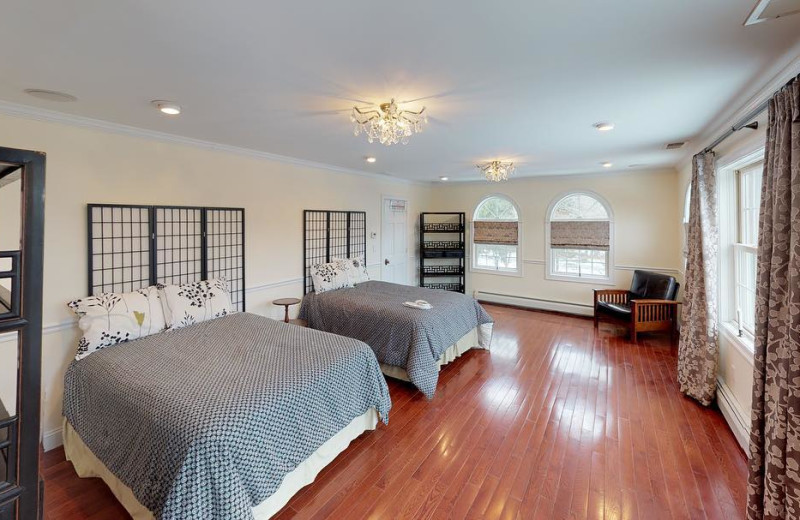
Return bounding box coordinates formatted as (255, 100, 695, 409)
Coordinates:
(379, 323, 494, 382)
(62, 407, 380, 520)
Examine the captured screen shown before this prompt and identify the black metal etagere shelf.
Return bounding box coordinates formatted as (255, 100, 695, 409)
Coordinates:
(419, 212, 465, 293)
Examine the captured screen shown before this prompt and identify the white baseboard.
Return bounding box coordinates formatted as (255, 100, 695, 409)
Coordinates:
(474, 291, 593, 317)
(717, 379, 750, 455)
(43, 427, 63, 452)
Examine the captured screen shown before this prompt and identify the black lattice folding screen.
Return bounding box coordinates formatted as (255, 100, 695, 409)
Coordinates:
(303, 210, 366, 294)
(88, 204, 245, 311)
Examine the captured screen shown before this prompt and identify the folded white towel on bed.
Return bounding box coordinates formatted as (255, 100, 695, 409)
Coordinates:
(403, 300, 432, 310)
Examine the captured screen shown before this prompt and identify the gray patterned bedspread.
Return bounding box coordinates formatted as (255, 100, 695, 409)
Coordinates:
(62, 312, 391, 520)
(300, 281, 493, 398)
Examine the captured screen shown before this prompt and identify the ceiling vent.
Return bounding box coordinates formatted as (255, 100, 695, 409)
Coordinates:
(665, 142, 686, 150)
(745, 0, 800, 25)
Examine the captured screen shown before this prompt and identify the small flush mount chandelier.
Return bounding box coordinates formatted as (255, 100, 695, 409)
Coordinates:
(477, 161, 515, 182)
(351, 98, 427, 145)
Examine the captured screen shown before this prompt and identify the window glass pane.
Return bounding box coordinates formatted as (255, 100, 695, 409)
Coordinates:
(551, 194, 608, 220)
(474, 197, 518, 220)
(738, 164, 762, 246)
(551, 248, 608, 278)
(735, 247, 757, 334)
(474, 244, 517, 271)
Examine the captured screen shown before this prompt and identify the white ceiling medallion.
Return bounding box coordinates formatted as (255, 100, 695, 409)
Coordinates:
(477, 161, 515, 182)
(351, 99, 427, 146)
(24, 89, 77, 102)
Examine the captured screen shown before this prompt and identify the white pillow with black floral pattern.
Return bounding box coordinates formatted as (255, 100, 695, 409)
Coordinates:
(332, 256, 370, 285)
(68, 286, 167, 361)
(158, 278, 233, 330)
(311, 261, 353, 293)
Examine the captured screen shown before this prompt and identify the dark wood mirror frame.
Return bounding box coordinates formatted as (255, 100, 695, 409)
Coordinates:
(0, 146, 45, 520)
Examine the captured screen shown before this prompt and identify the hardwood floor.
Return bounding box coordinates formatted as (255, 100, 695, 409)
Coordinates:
(42, 305, 748, 519)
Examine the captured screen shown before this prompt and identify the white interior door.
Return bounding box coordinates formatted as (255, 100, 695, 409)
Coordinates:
(381, 197, 408, 284)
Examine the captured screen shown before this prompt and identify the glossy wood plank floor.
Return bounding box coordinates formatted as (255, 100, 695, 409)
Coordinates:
(42, 305, 748, 519)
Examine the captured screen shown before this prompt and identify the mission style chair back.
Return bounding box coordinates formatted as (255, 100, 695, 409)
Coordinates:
(593, 270, 680, 342)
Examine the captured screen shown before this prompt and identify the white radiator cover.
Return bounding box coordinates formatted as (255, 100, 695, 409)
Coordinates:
(474, 290, 594, 317)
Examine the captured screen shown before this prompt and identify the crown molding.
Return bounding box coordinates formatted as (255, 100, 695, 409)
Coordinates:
(677, 44, 800, 168)
(0, 100, 430, 186)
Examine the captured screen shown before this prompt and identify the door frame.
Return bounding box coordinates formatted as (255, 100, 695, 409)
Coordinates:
(380, 194, 409, 284)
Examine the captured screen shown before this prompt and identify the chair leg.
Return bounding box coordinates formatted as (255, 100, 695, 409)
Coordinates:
(594, 313, 598, 328)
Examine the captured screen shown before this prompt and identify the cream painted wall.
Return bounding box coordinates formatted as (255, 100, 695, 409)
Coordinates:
(430, 169, 682, 312)
(676, 122, 767, 452)
(0, 112, 431, 445)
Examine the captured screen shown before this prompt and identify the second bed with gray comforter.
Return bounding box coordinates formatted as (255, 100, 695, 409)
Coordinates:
(300, 281, 494, 398)
(63, 312, 391, 520)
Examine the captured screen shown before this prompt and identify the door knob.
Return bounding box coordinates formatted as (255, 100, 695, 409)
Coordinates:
(385, 259, 390, 265)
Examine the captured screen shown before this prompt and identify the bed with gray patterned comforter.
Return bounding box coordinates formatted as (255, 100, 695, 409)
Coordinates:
(62, 312, 391, 520)
(300, 281, 493, 399)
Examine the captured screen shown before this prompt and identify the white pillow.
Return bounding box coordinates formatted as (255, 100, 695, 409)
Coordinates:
(311, 261, 353, 293)
(158, 278, 233, 330)
(68, 286, 167, 361)
(333, 256, 370, 284)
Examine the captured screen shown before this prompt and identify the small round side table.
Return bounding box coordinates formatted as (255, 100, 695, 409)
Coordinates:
(273, 297, 301, 323)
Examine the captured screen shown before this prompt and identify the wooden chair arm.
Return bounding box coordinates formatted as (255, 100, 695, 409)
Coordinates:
(594, 289, 629, 306)
(631, 299, 680, 325)
(630, 299, 681, 306)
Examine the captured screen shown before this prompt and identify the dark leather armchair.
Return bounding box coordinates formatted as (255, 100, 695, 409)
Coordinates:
(594, 270, 680, 341)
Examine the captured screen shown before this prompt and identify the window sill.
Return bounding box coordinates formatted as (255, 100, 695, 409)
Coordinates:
(545, 273, 615, 286)
(471, 266, 523, 278)
(720, 321, 755, 358)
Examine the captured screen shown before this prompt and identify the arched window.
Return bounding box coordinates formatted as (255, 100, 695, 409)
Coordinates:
(546, 191, 613, 281)
(472, 195, 520, 274)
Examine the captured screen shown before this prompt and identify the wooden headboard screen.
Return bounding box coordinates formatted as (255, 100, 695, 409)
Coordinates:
(87, 204, 246, 311)
(303, 210, 366, 294)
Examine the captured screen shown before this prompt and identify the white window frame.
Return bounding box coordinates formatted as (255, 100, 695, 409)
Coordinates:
(733, 161, 762, 338)
(718, 149, 764, 349)
(545, 190, 615, 285)
(470, 194, 522, 277)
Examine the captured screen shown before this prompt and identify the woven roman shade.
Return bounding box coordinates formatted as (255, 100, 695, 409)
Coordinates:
(473, 221, 518, 246)
(550, 220, 609, 250)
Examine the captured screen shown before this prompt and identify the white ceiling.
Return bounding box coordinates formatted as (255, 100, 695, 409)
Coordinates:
(0, 0, 799, 181)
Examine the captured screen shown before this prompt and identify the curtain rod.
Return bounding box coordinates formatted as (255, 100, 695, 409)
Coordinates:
(702, 74, 798, 154)
(701, 100, 768, 154)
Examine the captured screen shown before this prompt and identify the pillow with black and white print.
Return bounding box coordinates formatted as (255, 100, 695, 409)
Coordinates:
(158, 278, 233, 330)
(332, 256, 370, 284)
(68, 286, 167, 361)
(311, 261, 353, 293)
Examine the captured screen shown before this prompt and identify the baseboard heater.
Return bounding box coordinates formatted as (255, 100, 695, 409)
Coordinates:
(474, 290, 594, 317)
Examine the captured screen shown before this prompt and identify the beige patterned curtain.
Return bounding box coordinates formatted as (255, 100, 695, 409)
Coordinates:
(747, 77, 800, 520)
(550, 220, 609, 250)
(677, 151, 718, 406)
(473, 221, 518, 245)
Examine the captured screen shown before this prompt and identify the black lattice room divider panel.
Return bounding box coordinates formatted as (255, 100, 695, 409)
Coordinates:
(88, 204, 245, 311)
(303, 210, 366, 294)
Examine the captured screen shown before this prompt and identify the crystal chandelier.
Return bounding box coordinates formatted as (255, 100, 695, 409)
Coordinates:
(477, 161, 515, 182)
(351, 99, 427, 145)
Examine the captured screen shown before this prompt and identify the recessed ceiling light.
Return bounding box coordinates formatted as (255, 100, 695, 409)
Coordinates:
(439, 176, 449, 181)
(365, 156, 377, 163)
(24, 89, 77, 102)
(594, 122, 615, 132)
(601, 162, 613, 168)
(151, 100, 181, 115)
